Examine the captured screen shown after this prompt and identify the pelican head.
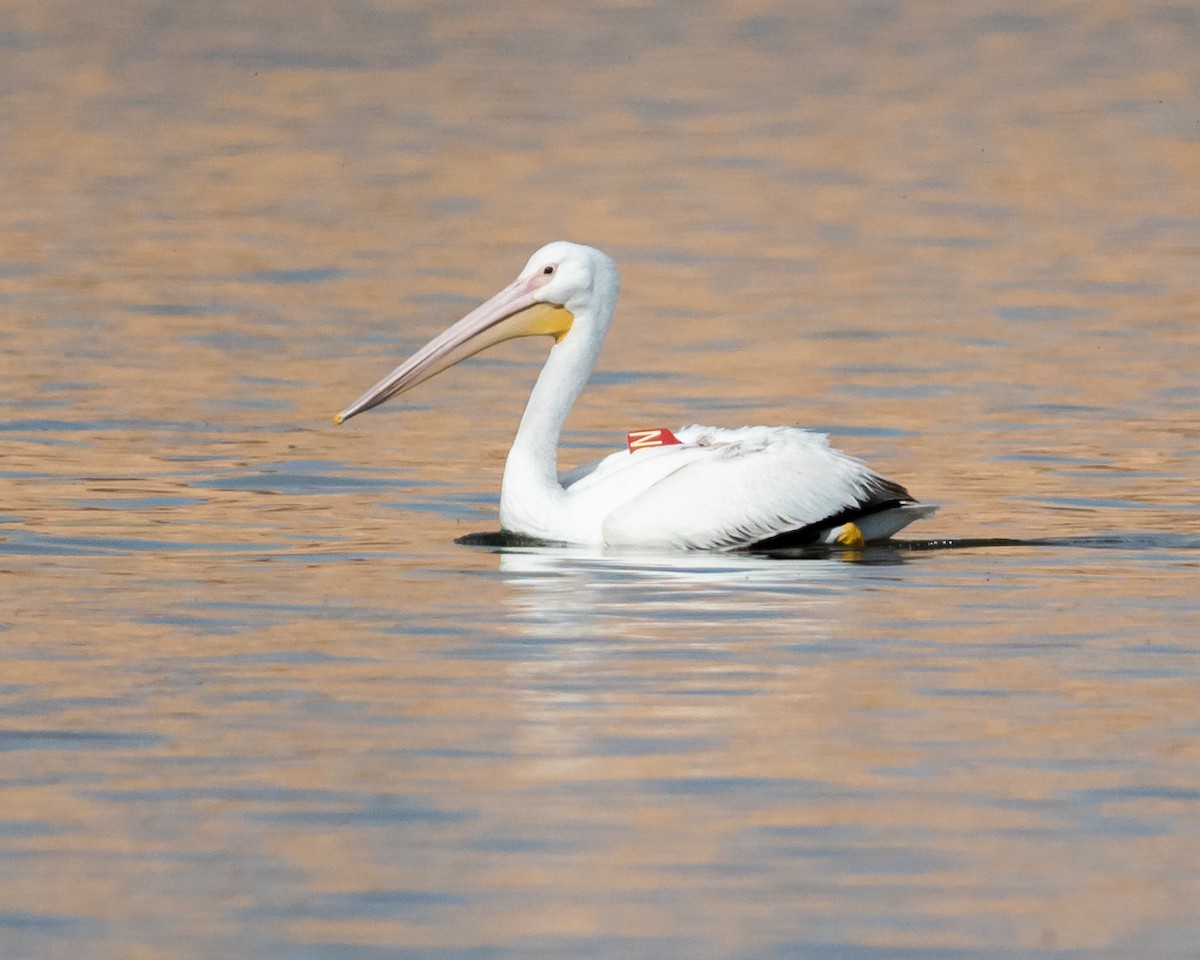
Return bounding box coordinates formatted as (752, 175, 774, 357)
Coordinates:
(335, 241, 619, 424)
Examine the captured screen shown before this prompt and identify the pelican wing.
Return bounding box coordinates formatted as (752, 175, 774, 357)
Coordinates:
(599, 426, 921, 550)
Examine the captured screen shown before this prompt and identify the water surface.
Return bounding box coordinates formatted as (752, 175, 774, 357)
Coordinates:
(2, 2, 1199, 958)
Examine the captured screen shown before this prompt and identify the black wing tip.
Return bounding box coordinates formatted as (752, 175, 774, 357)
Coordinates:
(866, 474, 916, 504)
(748, 474, 920, 551)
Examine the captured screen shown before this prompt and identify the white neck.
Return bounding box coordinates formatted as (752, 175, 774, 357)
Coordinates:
(496, 247, 620, 541)
(498, 327, 601, 539)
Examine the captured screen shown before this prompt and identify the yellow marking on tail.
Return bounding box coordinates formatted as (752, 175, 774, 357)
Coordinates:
(835, 522, 866, 548)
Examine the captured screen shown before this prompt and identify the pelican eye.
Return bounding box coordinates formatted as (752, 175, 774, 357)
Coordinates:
(542, 264, 556, 275)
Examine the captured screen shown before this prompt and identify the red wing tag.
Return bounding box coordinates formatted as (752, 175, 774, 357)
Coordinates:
(626, 427, 682, 452)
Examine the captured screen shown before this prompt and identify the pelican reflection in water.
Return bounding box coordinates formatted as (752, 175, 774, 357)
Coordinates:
(336, 242, 937, 550)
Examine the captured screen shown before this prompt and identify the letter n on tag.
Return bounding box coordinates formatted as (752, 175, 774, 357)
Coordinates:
(627, 428, 682, 452)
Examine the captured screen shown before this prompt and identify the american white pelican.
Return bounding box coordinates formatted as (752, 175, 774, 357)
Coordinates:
(336, 241, 937, 550)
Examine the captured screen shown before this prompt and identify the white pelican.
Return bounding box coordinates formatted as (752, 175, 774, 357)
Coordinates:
(336, 241, 937, 550)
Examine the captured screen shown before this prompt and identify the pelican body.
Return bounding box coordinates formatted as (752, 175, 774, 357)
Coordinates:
(336, 241, 936, 550)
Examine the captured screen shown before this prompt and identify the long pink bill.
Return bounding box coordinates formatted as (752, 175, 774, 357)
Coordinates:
(335, 271, 571, 424)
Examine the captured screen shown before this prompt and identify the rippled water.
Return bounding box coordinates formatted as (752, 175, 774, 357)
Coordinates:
(3, 2, 1199, 958)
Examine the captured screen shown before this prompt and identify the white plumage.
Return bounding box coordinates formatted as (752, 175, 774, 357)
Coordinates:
(336, 241, 936, 550)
